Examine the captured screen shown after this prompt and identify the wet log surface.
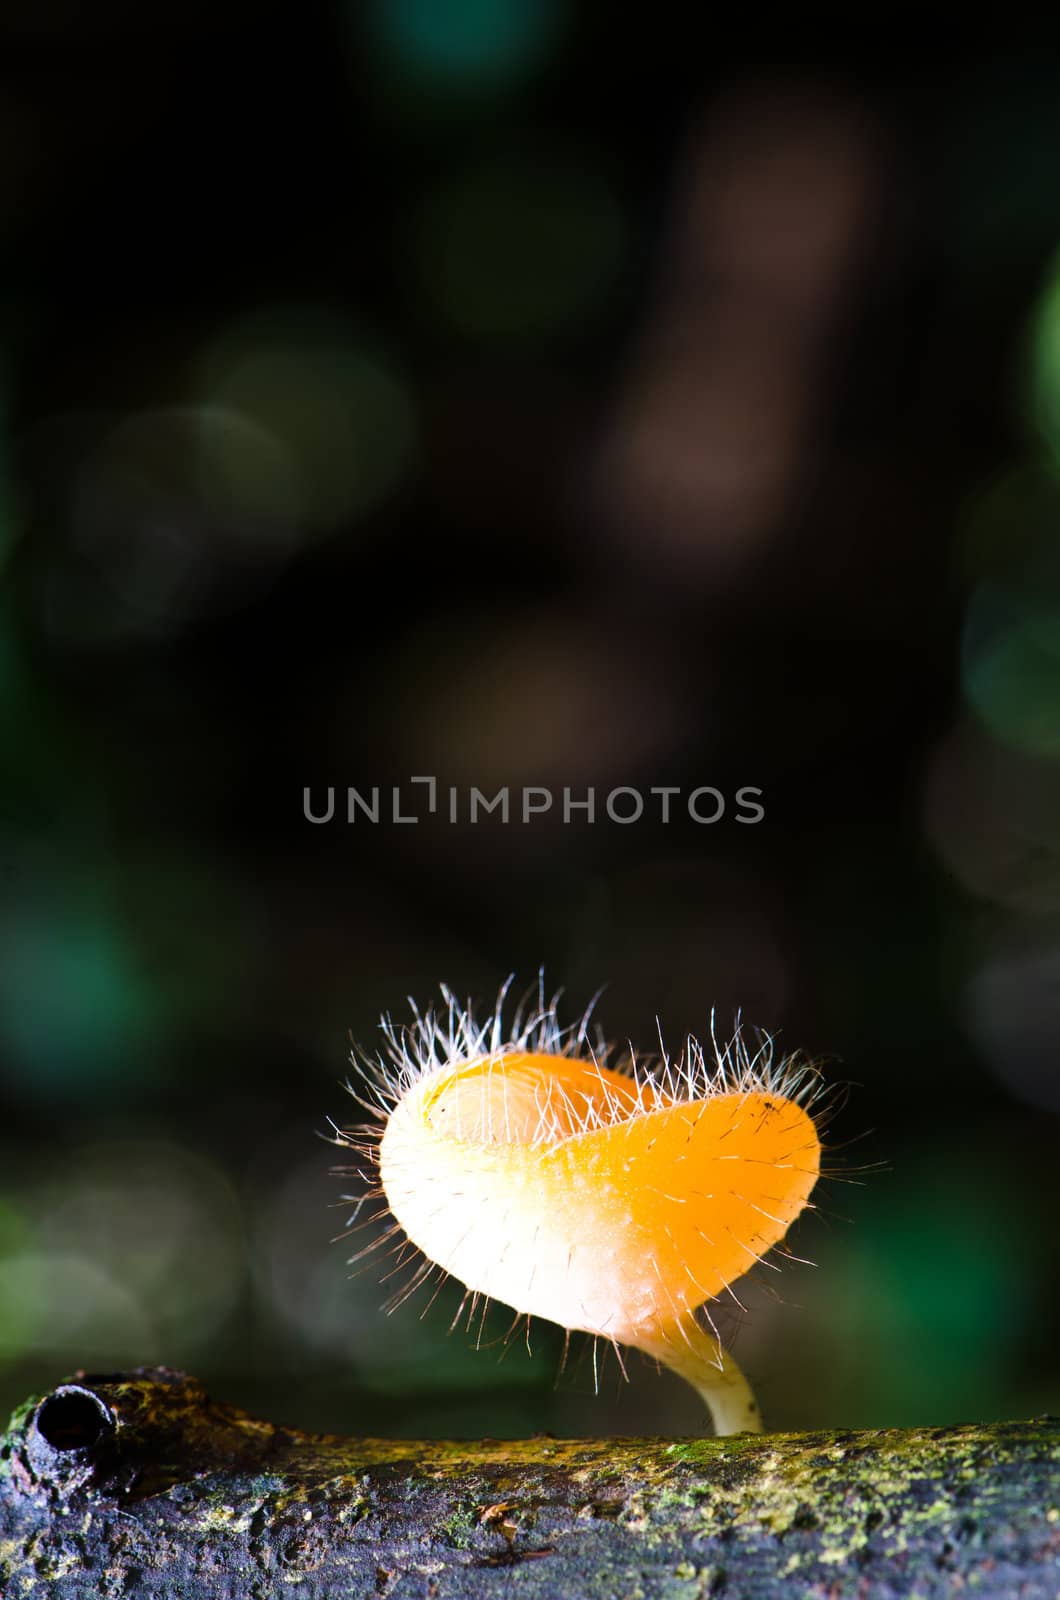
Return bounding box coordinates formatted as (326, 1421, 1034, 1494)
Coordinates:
(1, 1367, 1058, 1598)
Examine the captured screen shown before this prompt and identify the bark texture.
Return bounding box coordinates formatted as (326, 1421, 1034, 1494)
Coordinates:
(1, 1367, 1058, 1599)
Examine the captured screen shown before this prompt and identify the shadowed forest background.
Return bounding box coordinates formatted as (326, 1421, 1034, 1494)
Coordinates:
(1, 6, 1059, 1439)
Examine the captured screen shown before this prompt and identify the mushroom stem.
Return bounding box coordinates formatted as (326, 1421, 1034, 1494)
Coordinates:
(631, 1319, 763, 1436)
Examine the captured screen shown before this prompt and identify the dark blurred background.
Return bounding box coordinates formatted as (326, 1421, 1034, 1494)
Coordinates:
(1, 4, 1059, 1439)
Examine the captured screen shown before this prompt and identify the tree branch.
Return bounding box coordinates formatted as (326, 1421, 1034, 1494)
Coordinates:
(1, 1368, 1057, 1598)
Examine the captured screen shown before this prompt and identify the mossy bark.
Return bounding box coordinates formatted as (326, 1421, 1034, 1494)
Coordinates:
(1, 1368, 1057, 1599)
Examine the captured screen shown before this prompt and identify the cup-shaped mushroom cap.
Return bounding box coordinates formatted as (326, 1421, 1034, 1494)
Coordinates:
(379, 1050, 820, 1346)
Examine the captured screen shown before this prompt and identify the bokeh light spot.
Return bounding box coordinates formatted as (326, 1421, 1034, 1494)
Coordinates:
(362, 0, 562, 87)
(0, 1254, 152, 1367)
(1029, 247, 1060, 460)
(198, 310, 417, 530)
(0, 893, 162, 1094)
(955, 466, 1060, 586)
(35, 1140, 246, 1352)
(0, 1139, 245, 1371)
(957, 472, 1060, 760)
(26, 405, 302, 646)
(411, 151, 625, 341)
(962, 597, 1060, 759)
(966, 942, 1060, 1115)
(824, 1157, 1034, 1424)
(921, 719, 1060, 915)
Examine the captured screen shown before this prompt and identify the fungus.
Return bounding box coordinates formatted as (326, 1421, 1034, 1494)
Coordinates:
(334, 982, 825, 1435)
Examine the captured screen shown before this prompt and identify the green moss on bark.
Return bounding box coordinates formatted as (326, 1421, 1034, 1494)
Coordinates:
(1, 1368, 1057, 1598)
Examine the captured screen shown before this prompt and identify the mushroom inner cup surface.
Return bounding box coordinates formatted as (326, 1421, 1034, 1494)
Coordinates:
(419, 1051, 659, 1143)
(378, 1051, 820, 1345)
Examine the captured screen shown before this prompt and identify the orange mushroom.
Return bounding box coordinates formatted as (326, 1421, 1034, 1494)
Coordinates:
(336, 982, 825, 1435)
